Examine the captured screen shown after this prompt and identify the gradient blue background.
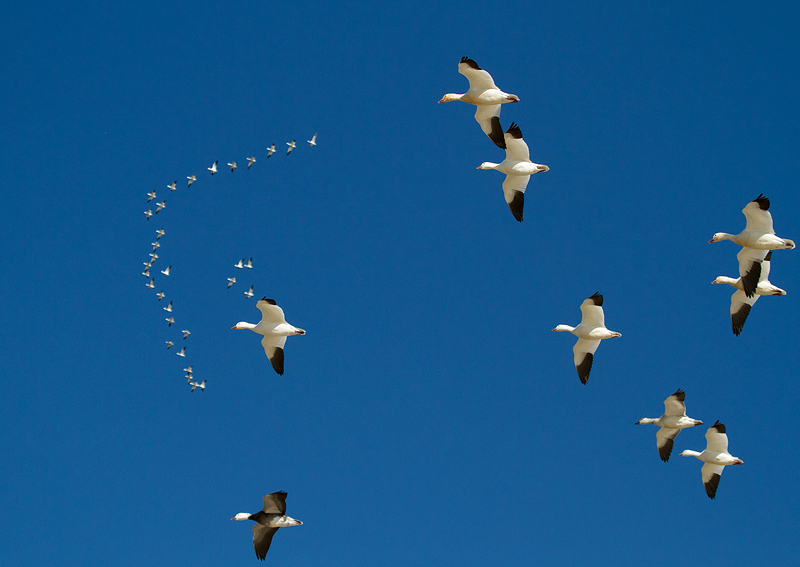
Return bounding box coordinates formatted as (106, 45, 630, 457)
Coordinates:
(2, 1, 798, 565)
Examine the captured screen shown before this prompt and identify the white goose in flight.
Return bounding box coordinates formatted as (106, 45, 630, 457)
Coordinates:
(477, 123, 549, 222)
(439, 57, 520, 149)
(161, 266, 171, 276)
(208, 161, 218, 175)
(190, 380, 206, 391)
(680, 421, 743, 499)
(147, 191, 156, 202)
(167, 181, 177, 191)
(247, 156, 256, 169)
(232, 297, 305, 375)
(636, 390, 703, 461)
(245, 286, 254, 299)
(156, 229, 165, 240)
(712, 250, 786, 336)
(144, 209, 153, 220)
(228, 161, 237, 172)
(286, 140, 296, 155)
(307, 133, 317, 146)
(709, 194, 795, 249)
(187, 175, 196, 187)
(231, 492, 302, 561)
(552, 292, 621, 384)
(227, 277, 236, 288)
(266, 144, 276, 157)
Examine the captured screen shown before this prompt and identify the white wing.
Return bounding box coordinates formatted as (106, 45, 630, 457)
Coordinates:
(256, 298, 287, 324)
(663, 390, 687, 417)
(742, 198, 775, 234)
(504, 129, 530, 163)
(458, 58, 498, 91)
(705, 424, 730, 453)
(579, 299, 605, 328)
(474, 105, 505, 149)
(261, 335, 288, 375)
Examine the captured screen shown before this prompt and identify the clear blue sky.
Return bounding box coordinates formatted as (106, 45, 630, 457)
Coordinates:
(2, 1, 799, 565)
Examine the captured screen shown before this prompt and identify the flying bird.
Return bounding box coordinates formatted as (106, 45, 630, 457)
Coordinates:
(245, 286, 254, 299)
(227, 277, 236, 288)
(187, 175, 196, 187)
(232, 297, 306, 375)
(156, 291, 165, 301)
(231, 492, 303, 561)
(146, 278, 154, 288)
(286, 140, 295, 155)
(167, 181, 177, 191)
(438, 57, 520, 149)
(208, 161, 218, 175)
(163, 301, 173, 312)
(144, 209, 152, 220)
(235, 259, 245, 269)
(552, 292, 621, 384)
(307, 133, 317, 146)
(247, 156, 256, 169)
(176, 347, 186, 357)
(183, 366, 193, 374)
(156, 229, 165, 240)
(245, 258, 253, 269)
(680, 421, 743, 499)
(147, 191, 156, 202)
(182, 330, 191, 340)
(476, 123, 549, 222)
(166, 317, 174, 326)
(709, 194, 795, 250)
(712, 250, 786, 336)
(166, 341, 174, 349)
(266, 144, 276, 157)
(142, 269, 150, 278)
(151, 242, 160, 251)
(228, 161, 237, 171)
(190, 380, 206, 391)
(161, 266, 171, 276)
(155, 201, 166, 213)
(635, 390, 704, 462)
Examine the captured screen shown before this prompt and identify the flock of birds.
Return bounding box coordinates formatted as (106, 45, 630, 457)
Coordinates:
(140, 135, 317, 394)
(438, 58, 796, 505)
(136, 57, 796, 560)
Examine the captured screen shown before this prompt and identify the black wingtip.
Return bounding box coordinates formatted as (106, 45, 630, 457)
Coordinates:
(507, 191, 524, 222)
(269, 347, 285, 375)
(764, 251, 773, 261)
(731, 303, 751, 336)
(259, 297, 277, 305)
(658, 438, 673, 462)
(705, 473, 721, 499)
(505, 122, 523, 139)
(459, 57, 480, 69)
(752, 193, 769, 210)
(488, 116, 506, 149)
(576, 353, 593, 384)
(710, 420, 726, 433)
(588, 292, 603, 306)
(672, 389, 686, 401)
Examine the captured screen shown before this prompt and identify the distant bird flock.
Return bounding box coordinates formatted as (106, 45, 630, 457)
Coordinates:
(140, 134, 317, 396)
(136, 56, 795, 560)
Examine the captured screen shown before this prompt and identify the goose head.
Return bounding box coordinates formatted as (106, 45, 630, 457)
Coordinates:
(231, 322, 255, 330)
(231, 513, 252, 521)
(709, 233, 731, 244)
(438, 93, 462, 103)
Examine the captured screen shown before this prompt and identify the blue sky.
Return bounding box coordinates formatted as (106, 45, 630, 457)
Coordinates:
(2, 1, 799, 565)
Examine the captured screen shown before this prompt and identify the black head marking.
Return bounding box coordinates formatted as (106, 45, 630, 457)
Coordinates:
(752, 193, 770, 210)
(588, 292, 603, 306)
(731, 303, 751, 336)
(505, 122, 523, 139)
(710, 420, 726, 434)
(507, 191, 524, 222)
(576, 353, 593, 385)
(460, 57, 481, 70)
(672, 389, 686, 402)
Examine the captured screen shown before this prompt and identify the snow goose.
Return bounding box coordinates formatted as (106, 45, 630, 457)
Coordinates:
(228, 161, 237, 172)
(183, 366, 193, 374)
(712, 250, 786, 336)
(146, 278, 154, 288)
(232, 297, 306, 375)
(477, 123, 549, 222)
(151, 241, 160, 251)
(142, 269, 150, 278)
(680, 421, 743, 499)
(552, 292, 621, 384)
(709, 194, 795, 250)
(182, 330, 190, 339)
(166, 317, 174, 326)
(308, 133, 317, 146)
(231, 492, 302, 561)
(156, 291, 165, 301)
(247, 156, 256, 169)
(636, 389, 703, 461)
(167, 181, 177, 191)
(176, 347, 186, 357)
(187, 175, 196, 187)
(245, 286, 254, 299)
(156, 229, 165, 240)
(266, 144, 276, 158)
(439, 57, 520, 149)
(190, 380, 206, 391)
(147, 191, 156, 202)
(286, 140, 296, 155)
(155, 200, 166, 213)
(149, 252, 158, 261)
(227, 277, 236, 288)
(163, 301, 173, 312)
(161, 266, 171, 276)
(208, 160, 218, 175)
(235, 259, 245, 269)
(165, 341, 173, 349)
(144, 209, 153, 220)
(245, 258, 253, 269)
